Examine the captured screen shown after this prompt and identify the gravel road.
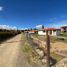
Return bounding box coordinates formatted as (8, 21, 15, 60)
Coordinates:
(0, 34, 22, 67)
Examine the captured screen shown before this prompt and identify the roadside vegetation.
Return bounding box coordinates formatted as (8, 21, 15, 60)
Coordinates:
(22, 43, 40, 64)
(0, 32, 16, 43)
(0, 30, 21, 43)
(32, 34, 67, 66)
(21, 33, 67, 67)
(51, 52, 64, 62)
(21, 33, 44, 67)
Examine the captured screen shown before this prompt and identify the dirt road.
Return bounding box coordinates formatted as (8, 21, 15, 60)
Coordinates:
(0, 34, 22, 67)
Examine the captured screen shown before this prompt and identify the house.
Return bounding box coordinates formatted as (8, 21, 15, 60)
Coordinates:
(61, 26, 67, 33)
(38, 28, 60, 36)
(28, 30, 38, 34)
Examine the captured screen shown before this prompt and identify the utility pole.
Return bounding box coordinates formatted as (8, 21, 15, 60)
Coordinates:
(46, 30, 50, 67)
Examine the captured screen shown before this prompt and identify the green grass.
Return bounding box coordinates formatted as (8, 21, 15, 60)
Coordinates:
(60, 33, 67, 37)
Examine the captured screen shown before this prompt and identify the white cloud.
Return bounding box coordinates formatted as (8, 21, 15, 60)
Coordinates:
(0, 25, 17, 30)
(11, 26, 17, 30)
(0, 6, 3, 11)
(49, 20, 67, 28)
(36, 25, 43, 28)
(18, 28, 28, 30)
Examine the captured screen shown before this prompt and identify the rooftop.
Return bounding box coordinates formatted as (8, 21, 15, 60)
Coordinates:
(61, 26, 67, 28)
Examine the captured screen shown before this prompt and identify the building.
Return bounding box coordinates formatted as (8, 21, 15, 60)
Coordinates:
(38, 28, 60, 36)
(28, 30, 38, 34)
(61, 26, 67, 33)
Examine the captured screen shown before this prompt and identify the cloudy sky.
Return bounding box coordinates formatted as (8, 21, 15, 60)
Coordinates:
(0, 0, 67, 29)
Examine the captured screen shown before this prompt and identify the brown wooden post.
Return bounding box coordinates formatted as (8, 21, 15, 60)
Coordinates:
(46, 30, 50, 67)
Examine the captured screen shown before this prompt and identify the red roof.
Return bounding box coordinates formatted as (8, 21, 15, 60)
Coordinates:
(43, 28, 57, 30)
(61, 26, 67, 28)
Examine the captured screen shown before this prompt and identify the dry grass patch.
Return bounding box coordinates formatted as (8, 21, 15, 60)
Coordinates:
(51, 52, 64, 62)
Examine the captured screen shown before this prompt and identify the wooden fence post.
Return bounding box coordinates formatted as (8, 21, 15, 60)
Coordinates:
(46, 30, 50, 67)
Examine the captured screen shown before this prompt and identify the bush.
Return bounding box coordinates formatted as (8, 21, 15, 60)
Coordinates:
(22, 43, 32, 53)
(0, 32, 17, 43)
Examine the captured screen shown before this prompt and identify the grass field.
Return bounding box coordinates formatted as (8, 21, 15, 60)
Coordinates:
(33, 33, 67, 43)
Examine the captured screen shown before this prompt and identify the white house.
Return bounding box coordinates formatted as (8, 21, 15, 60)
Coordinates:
(38, 28, 60, 36)
(38, 30, 46, 35)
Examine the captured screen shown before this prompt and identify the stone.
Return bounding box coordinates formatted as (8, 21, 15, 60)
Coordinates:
(42, 58, 47, 64)
(36, 49, 44, 57)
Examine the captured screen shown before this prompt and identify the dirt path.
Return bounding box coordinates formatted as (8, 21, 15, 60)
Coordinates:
(0, 34, 22, 67)
(0, 34, 32, 67)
